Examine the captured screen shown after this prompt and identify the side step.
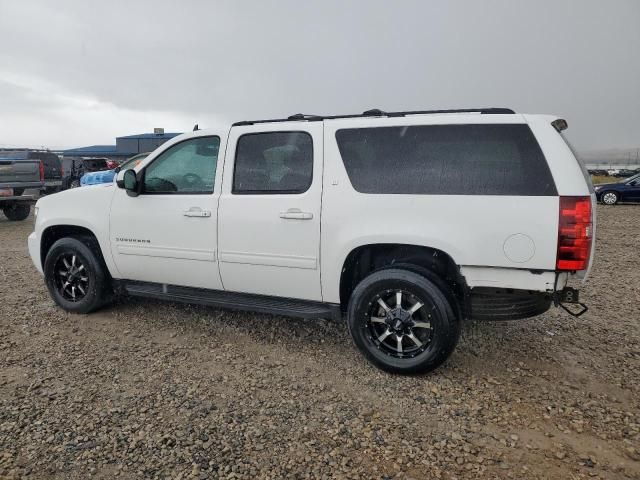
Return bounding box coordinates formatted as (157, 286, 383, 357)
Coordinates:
(121, 281, 342, 321)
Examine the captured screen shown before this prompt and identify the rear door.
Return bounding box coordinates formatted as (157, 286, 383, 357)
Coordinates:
(218, 123, 323, 301)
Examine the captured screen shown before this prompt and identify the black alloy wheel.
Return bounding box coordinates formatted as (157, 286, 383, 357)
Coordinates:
(44, 236, 110, 313)
(347, 269, 461, 374)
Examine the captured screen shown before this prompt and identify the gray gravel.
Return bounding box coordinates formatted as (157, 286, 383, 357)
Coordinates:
(1, 205, 639, 479)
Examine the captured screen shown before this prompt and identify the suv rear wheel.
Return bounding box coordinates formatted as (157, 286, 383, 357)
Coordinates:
(347, 268, 460, 374)
(44, 237, 111, 313)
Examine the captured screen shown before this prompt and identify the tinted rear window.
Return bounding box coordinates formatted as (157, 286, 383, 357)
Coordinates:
(336, 124, 557, 195)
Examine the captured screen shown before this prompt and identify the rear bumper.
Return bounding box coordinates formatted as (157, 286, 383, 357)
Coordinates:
(0, 195, 36, 203)
(460, 266, 567, 292)
(471, 288, 552, 320)
(28, 232, 43, 274)
(0, 182, 43, 189)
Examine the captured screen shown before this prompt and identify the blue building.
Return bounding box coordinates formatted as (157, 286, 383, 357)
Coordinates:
(62, 129, 181, 160)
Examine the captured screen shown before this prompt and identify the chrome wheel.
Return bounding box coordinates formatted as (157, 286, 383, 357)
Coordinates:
(602, 192, 618, 205)
(53, 254, 89, 302)
(366, 289, 434, 359)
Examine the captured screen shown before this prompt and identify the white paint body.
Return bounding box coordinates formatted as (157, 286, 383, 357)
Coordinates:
(28, 113, 594, 305)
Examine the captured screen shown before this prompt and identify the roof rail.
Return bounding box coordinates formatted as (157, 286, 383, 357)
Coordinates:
(232, 107, 515, 126)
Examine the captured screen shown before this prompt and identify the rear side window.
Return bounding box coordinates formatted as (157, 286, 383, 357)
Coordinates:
(336, 124, 557, 195)
(233, 132, 313, 194)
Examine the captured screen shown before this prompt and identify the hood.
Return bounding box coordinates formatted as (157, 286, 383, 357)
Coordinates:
(35, 181, 115, 231)
(594, 183, 621, 190)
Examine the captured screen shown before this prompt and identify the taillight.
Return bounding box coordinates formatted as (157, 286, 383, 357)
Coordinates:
(39, 161, 45, 182)
(557, 196, 592, 271)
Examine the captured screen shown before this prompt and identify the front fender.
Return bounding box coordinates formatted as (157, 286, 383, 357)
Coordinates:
(33, 184, 119, 277)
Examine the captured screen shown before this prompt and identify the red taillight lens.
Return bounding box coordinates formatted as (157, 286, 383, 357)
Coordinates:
(39, 160, 45, 182)
(557, 196, 592, 271)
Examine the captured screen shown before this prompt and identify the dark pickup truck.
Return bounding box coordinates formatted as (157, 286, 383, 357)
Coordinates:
(0, 153, 44, 221)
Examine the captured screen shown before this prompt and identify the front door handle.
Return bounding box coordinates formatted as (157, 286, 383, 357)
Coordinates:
(279, 208, 313, 220)
(184, 207, 211, 217)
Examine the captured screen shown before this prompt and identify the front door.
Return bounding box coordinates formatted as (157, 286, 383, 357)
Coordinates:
(624, 176, 640, 201)
(109, 134, 224, 290)
(218, 123, 323, 301)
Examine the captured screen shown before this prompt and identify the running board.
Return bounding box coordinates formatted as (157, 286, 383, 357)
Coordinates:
(121, 281, 342, 321)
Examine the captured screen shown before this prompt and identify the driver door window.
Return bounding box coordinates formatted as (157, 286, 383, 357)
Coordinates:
(143, 136, 220, 194)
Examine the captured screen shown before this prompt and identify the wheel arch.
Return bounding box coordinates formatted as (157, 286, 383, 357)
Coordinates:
(338, 243, 469, 317)
(40, 224, 111, 277)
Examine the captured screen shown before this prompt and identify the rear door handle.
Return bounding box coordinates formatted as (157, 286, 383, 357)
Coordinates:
(279, 208, 313, 220)
(184, 207, 211, 217)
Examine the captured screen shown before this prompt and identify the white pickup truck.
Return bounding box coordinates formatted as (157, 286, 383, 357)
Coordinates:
(28, 108, 595, 373)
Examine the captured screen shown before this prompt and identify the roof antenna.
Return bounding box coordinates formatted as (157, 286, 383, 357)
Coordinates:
(193, 124, 199, 131)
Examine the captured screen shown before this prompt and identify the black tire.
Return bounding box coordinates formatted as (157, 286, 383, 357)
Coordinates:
(347, 268, 461, 374)
(601, 191, 618, 205)
(44, 237, 111, 314)
(2, 203, 31, 221)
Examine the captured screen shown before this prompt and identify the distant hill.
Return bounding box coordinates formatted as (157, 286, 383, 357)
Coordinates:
(579, 148, 640, 165)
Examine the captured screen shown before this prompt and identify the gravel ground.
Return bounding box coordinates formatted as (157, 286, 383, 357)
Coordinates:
(1, 205, 639, 479)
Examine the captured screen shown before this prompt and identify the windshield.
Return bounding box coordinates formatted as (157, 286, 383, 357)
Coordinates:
(621, 172, 640, 184)
(119, 153, 149, 171)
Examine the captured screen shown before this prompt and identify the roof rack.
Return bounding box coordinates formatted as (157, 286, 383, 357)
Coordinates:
(232, 107, 515, 126)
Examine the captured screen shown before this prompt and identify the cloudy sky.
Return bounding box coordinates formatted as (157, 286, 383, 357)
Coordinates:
(0, 0, 638, 152)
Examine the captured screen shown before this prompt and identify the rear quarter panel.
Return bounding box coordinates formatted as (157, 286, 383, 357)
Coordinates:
(320, 114, 561, 303)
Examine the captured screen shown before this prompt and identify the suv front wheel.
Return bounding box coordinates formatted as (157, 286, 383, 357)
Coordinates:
(44, 237, 111, 314)
(347, 269, 461, 374)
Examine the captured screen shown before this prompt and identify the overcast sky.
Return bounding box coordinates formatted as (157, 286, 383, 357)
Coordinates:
(0, 0, 638, 152)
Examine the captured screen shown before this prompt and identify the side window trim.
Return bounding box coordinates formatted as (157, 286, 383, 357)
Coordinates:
(231, 131, 314, 195)
(140, 135, 220, 196)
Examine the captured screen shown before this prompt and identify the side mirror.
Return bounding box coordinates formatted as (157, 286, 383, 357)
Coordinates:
(116, 169, 139, 196)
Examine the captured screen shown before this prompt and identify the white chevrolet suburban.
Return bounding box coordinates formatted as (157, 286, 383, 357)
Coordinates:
(28, 108, 595, 373)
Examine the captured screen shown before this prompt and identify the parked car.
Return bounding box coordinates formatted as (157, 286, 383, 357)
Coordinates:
(0, 152, 44, 221)
(612, 168, 638, 178)
(61, 157, 110, 189)
(595, 172, 640, 205)
(588, 169, 608, 176)
(28, 108, 594, 374)
(80, 153, 149, 187)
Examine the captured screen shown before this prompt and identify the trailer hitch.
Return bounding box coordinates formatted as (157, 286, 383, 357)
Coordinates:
(553, 287, 588, 318)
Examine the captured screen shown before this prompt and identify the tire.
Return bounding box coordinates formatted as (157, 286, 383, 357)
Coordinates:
(601, 191, 618, 205)
(2, 203, 31, 221)
(69, 179, 81, 189)
(347, 268, 461, 374)
(44, 237, 111, 314)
